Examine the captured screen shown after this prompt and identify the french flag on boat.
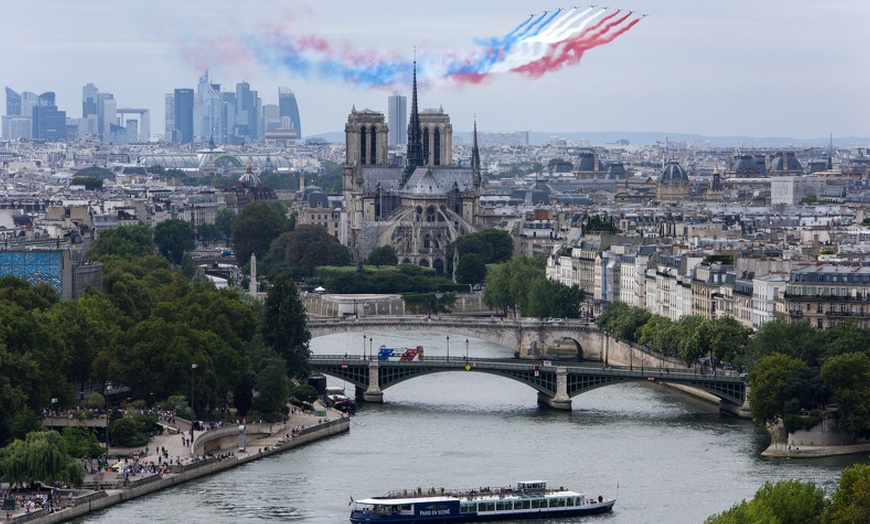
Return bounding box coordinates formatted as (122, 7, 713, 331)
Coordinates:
(348, 496, 354, 507)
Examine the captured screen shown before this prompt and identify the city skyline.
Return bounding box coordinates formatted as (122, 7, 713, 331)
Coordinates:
(1, 0, 868, 141)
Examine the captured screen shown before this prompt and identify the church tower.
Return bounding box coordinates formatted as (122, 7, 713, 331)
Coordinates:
(403, 60, 424, 187)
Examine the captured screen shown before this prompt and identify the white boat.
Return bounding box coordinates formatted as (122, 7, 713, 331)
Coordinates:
(349, 480, 615, 522)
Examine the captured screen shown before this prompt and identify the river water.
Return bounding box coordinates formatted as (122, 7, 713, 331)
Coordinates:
(78, 331, 864, 523)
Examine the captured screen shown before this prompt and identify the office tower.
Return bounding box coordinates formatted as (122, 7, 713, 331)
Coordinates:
(278, 87, 301, 138)
(165, 93, 175, 140)
(194, 72, 224, 144)
(32, 92, 66, 140)
(262, 103, 280, 132)
(2, 116, 31, 139)
(82, 83, 98, 118)
(387, 90, 407, 146)
(234, 81, 259, 144)
(5, 87, 21, 116)
(173, 88, 194, 143)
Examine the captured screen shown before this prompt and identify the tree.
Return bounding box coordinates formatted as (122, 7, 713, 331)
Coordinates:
(214, 209, 236, 245)
(455, 253, 486, 286)
(637, 316, 680, 357)
(744, 319, 822, 369)
(821, 352, 870, 437)
(675, 315, 710, 366)
(70, 176, 103, 190)
(253, 359, 291, 420)
(232, 202, 287, 267)
(483, 263, 513, 316)
(0, 430, 85, 488)
(367, 245, 398, 267)
(749, 353, 808, 426)
(828, 463, 870, 524)
(88, 225, 154, 260)
(263, 225, 351, 279)
(154, 219, 195, 266)
(233, 373, 254, 418)
(261, 276, 311, 377)
(705, 479, 826, 524)
(708, 315, 751, 368)
(527, 278, 585, 319)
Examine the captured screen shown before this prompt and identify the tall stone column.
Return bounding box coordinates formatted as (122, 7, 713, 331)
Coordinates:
(363, 360, 384, 403)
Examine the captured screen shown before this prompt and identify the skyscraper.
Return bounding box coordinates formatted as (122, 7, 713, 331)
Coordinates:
(194, 72, 224, 144)
(234, 81, 259, 144)
(82, 83, 99, 118)
(32, 92, 66, 140)
(278, 87, 301, 138)
(387, 90, 407, 146)
(164, 93, 175, 140)
(173, 88, 194, 143)
(5, 87, 21, 116)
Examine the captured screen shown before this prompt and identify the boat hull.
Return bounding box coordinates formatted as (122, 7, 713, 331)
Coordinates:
(350, 500, 614, 523)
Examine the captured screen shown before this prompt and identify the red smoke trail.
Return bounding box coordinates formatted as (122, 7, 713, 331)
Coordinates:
(511, 12, 638, 78)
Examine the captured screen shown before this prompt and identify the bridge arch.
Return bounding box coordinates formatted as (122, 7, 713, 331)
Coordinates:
(306, 317, 603, 360)
(309, 356, 746, 412)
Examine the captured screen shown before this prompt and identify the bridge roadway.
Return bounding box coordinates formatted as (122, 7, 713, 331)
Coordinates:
(309, 355, 747, 411)
(307, 316, 601, 358)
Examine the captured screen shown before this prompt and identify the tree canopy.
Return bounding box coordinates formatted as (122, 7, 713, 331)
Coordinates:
(231, 201, 289, 267)
(154, 218, 196, 266)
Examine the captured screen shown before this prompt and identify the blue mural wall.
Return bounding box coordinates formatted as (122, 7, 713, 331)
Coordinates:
(0, 251, 63, 295)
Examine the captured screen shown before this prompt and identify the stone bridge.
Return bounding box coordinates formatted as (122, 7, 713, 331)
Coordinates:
(307, 316, 603, 359)
(309, 355, 747, 412)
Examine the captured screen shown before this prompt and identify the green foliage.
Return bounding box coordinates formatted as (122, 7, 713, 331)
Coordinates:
(637, 316, 680, 358)
(232, 374, 254, 418)
(820, 352, 870, 436)
(527, 279, 585, 319)
(0, 275, 57, 311)
(582, 214, 621, 234)
(73, 166, 114, 179)
(0, 430, 85, 488)
(367, 245, 399, 267)
(404, 293, 455, 316)
(315, 264, 457, 294)
(705, 479, 826, 524)
(782, 409, 825, 434)
(455, 253, 486, 286)
(482, 256, 546, 317)
(70, 176, 103, 190)
(61, 426, 105, 459)
(828, 463, 870, 523)
(214, 208, 236, 244)
(109, 417, 145, 447)
(289, 384, 319, 403)
(749, 353, 809, 426)
(253, 359, 290, 420)
(154, 219, 196, 266)
(89, 225, 154, 261)
(263, 225, 350, 279)
(7, 409, 43, 443)
(262, 276, 311, 378)
(446, 228, 513, 275)
(596, 302, 651, 344)
(232, 201, 288, 267)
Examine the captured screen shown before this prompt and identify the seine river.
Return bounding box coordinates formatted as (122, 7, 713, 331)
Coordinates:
(78, 331, 863, 523)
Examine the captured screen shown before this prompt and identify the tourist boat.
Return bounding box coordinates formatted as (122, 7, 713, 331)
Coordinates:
(349, 480, 615, 522)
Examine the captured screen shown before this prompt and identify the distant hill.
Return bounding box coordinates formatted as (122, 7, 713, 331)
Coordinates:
(306, 131, 870, 148)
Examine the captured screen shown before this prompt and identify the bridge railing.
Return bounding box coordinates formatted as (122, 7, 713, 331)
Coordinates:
(310, 355, 743, 382)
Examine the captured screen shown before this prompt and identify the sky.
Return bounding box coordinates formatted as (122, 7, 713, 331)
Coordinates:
(2, 0, 869, 141)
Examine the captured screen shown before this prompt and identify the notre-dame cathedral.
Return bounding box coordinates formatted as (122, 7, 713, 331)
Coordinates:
(342, 64, 482, 274)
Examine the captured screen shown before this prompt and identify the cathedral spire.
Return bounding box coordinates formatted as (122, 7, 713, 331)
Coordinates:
(403, 55, 424, 187)
(472, 116, 481, 188)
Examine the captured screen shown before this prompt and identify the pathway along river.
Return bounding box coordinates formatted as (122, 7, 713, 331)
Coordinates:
(78, 331, 864, 523)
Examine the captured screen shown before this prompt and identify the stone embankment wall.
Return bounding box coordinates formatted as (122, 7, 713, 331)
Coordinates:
(26, 418, 350, 524)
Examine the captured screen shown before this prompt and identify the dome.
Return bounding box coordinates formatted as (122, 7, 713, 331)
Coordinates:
(768, 152, 803, 173)
(238, 163, 261, 186)
(729, 155, 764, 175)
(659, 161, 688, 183)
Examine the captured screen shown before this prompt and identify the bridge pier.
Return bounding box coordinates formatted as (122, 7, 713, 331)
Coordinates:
(536, 367, 572, 411)
(360, 360, 383, 403)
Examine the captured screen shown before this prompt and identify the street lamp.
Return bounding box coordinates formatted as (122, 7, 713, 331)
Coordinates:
(446, 335, 450, 361)
(369, 337, 373, 360)
(190, 363, 198, 441)
(362, 334, 366, 359)
(104, 384, 112, 455)
(465, 338, 469, 360)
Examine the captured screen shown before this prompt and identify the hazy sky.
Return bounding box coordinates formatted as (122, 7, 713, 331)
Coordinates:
(2, 0, 869, 140)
